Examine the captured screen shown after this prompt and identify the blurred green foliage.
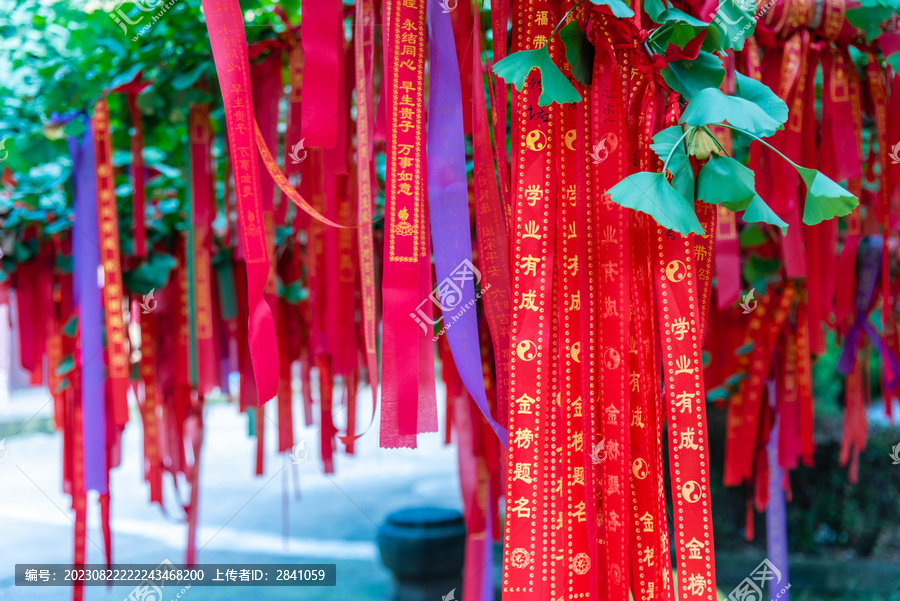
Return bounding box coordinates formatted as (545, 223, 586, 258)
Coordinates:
(0, 0, 298, 283)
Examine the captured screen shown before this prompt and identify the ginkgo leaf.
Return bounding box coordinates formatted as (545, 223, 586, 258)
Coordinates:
(743, 255, 781, 291)
(742, 194, 788, 234)
(721, 198, 752, 211)
(739, 225, 768, 247)
(55, 355, 75, 376)
(708, 0, 756, 50)
(660, 50, 725, 100)
(733, 72, 789, 127)
(846, 5, 894, 42)
(560, 21, 594, 86)
(651, 22, 703, 50)
(589, 0, 636, 18)
(707, 386, 730, 401)
(726, 372, 749, 386)
(62, 315, 78, 337)
(697, 154, 755, 205)
(734, 341, 755, 356)
(123, 253, 178, 295)
(54, 378, 71, 394)
(649, 126, 694, 203)
(795, 166, 859, 225)
(607, 172, 705, 235)
(886, 52, 900, 73)
(492, 47, 582, 106)
(644, 0, 667, 21)
(680, 72, 788, 137)
(657, 7, 709, 26)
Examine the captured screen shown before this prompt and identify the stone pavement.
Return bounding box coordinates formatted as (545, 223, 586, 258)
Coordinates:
(0, 391, 464, 601)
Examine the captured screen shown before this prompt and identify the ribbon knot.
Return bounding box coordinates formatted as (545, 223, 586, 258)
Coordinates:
(637, 30, 709, 95)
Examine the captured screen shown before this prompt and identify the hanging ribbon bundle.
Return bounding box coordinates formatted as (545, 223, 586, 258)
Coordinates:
(702, 0, 900, 548)
(3, 0, 900, 600)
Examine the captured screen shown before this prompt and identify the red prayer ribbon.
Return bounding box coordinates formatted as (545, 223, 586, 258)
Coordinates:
(380, 0, 432, 448)
(93, 99, 130, 427)
(202, 0, 280, 405)
(300, 0, 342, 148)
(502, 0, 558, 596)
(654, 224, 718, 601)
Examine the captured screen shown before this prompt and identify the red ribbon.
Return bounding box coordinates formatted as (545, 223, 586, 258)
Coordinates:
(501, 0, 559, 595)
(380, 0, 433, 448)
(93, 99, 130, 427)
(654, 223, 718, 601)
(139, 310, 164, 504)
(202, 0, 280, 405)
(189, 104, 218, 394)
(595, 15, 632, 600)
(300, 0, 342, 148)
(337, 0, 379, 448)
(725, 285, 796, 485)
(111, 73, 150, 258)
(472, 21, 512, 428)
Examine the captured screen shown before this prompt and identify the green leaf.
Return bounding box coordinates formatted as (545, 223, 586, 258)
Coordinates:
(734, 72, 790, 124)
(588, 0, 635, 18)
(651, 22, 704, 50)
(739, 225, 768, 247)
(742, 194, 788, 234)
(657, 7, 709, 26)
(721, 197, 752, 211)
(55, 354, 75, 376)
(54, 378, 71, 394)
(492, 47, 582, 107)
(275, 225, 294, 246)
(709, 0, 756, 50)
(107, 65, 144, 92)
(277, 279, 306, 303)
(607, 172, 705, 235)
(644, 0, 667, 21)
(158, 198, 181, 215)
(171, 62, 212, 91)
(697, 154, 755, 205)
(56, 254, 73, 274)
(660, 50, 725, 100)
(559, 21, 595, 86)
(726, 372, 749, 386)
(886, 52, 900, 73)
(734, 340, 756, 357)
(707, 386, 730, 401)
(680, 72, 788, 137)
(142, 147, 166, 163)
(44, 219, 72, 234)
(649, 126, 694, 202)
(795, 167, 859, 225)
(743, 254, 781, 290)
(846, 6, 894, 42)
(123, 253, 178, 295)
(147, 162, 181, 179)
(62, 315, 78, 337)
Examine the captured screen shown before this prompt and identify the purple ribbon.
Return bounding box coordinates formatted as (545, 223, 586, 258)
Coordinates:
(69, 114, 108, 494)
(837, 236, 900, 390)
(425, 0, 507, 448)
(766, 380, 790, 601)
